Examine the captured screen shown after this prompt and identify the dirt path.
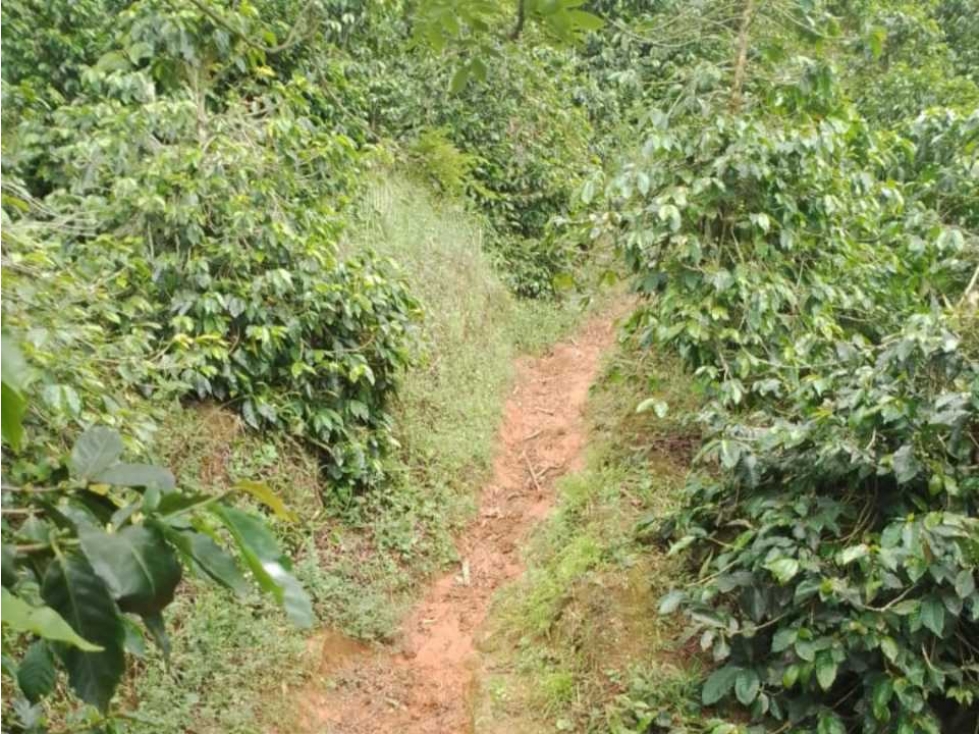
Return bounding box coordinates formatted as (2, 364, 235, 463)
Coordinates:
(291, 310, 620, 734)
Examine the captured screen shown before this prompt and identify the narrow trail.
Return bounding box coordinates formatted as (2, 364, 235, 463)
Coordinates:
(291, 310, 620, 734)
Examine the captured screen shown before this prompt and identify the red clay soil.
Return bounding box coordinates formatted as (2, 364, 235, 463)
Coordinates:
(288, 310, 620, 734)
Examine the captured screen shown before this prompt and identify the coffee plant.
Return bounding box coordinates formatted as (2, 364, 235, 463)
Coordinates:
(1, 343, 312, 719)
(587, 0, 979, 731)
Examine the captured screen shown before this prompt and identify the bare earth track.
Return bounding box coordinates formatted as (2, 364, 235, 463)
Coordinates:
(289, 311, 620, 734)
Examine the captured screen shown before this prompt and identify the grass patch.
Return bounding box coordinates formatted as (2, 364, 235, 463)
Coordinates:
(474, 339, 704, 734)
(119, 173, 590, 733)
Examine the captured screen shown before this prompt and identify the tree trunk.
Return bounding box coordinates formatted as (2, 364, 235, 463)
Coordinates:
(729, 0, 756, 113)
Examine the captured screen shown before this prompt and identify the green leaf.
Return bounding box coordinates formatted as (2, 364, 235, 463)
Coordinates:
(816, 652, 838, 691)
(79, 525, 182, 616)
(567, 9, 604, 31)
(143, 612, 171, 660)
(1, 382, 27, 451)
(658, 590, 684, 615)
(920, 596, 945, 636)
(954, 569, 975, 599)
(880, 636, 899, 662)
(158, 524, 249, 597)
(17, 641, 56, 703)
(735, 668, 760, 704)
(449, 65, 470, 94)
(817, 713, 845, 734)
(839, 543, 869, 565)
(212, 506, 313, 628)
(1, 587, 103, 651)
(765, 557, 800, 584)
(234, 480, 297, 521)
(1, 337, 29, 450)
(872, 678, 894, 721)
(891, 445, 919, 484)
(2, 544, 17, 588)
(94, 463, 176, 491)
(70, 427, 124, 481)
(702, 665, 740, 705)
(40, 554, 125, 711)
(771, 627, 797, 653)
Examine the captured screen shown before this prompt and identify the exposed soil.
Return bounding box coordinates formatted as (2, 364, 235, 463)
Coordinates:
(286, 310, 621, 734)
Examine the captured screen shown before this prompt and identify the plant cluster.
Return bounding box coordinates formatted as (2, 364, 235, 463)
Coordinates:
(589, 1, 979, 732)
(1, 347, 311, 728)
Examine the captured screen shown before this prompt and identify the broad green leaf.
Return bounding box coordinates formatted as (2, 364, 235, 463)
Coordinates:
(816, 652, 838, 691)
(817, 713, 845, 734)
(79, 525, 182, 616)
(839, 543, 869, 565)
(702, 664, 740, 705)
(70, 427, 124, 481)
(891, 445, 919, 484)
(765, 558, 800, 584)
(158, 524, 249, 597)
(771, 627, 797, 653)
(872, 678, 894, 721)
(234, 480, 297, 521)
(94, 463, 176, 491)
(1, 587, 102, 651)
(40, 554, 125, 711)
(880, 636, 899, 662)
(920, 596, 945, 636)
(17, 641, 56, 703)
(212, 506, 313, 628)
(735, 668, 760, 704)
(954, 569, 975, 599)
(566, 9, 604, 31)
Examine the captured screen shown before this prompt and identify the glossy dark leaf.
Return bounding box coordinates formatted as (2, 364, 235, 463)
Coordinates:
(702, 665, 741, 705)
(212, 506, 313, 628)
(17, 641, 56, 703)
(79, 525, 182, 616)
(40, 553, 125, 711)
(1, 587, 103, 651)
(156, 523, 249, 597)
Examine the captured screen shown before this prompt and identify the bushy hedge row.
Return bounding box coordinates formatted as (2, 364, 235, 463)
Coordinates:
(600, 39, 978, 734)
(2, 1, 418, 494)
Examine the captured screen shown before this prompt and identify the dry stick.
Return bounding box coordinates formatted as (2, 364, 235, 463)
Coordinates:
(729, 0, 756, 113)
(959, 261, 979, 306)
(521, 451, 543, 492)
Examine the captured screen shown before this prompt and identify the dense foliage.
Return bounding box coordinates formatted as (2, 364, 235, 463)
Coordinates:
(1, 0, 605, 726)
(588, 1, 979, 732)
